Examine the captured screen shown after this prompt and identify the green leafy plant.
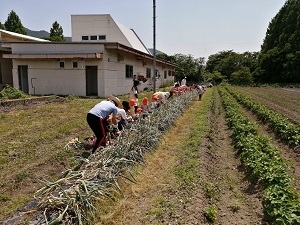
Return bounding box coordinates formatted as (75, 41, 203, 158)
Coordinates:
(0, 85, 28, 100)
(204, 205, 217, 223)
(219, 87, 300, 223)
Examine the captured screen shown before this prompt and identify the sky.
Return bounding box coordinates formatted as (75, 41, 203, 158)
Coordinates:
(0, 0, 287, 60)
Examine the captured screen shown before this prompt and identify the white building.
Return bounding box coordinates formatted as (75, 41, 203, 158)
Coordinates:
(0, 14, 176, 97)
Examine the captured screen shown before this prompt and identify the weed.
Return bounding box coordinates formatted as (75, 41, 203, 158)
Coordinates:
(204, 205, 217, 223)
(15, 171, 29, 183)
(230, 198, 241, 212)
(0, 194, 11, 202)
(203, 182, 215, 199)
(225, 173, 236, 191)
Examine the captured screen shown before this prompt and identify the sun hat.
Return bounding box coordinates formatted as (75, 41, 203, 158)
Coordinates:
(152, 94, 158, 101)
(108, 95, 123, 109)
(142, 97, 148, 104)
(129, 98, 136, 107)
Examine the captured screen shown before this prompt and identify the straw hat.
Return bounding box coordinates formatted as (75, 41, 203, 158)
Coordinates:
(108, 95, 123, 109)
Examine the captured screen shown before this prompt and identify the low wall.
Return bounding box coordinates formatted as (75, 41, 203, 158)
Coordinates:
(0, 96, 56, 107)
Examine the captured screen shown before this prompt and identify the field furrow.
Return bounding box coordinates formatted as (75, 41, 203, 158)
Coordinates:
(235, 87, 300, 124)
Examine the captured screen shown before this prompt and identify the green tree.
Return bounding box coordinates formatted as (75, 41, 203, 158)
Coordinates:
(230, 67, 253, 85)
(203, 71, 225, 85)
(259, 0, 300, 83)
(172, 54, 205, 84)
(157, 53, 205, 84)
(4, 10, 26, 34)
(0, 22, 5, 29)
(205, 50, 258, 84)
(47, 21, 65, 42)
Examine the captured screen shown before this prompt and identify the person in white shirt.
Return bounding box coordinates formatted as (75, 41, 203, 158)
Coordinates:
(87, 99, 119, 153)
(181, 77, 187, 86)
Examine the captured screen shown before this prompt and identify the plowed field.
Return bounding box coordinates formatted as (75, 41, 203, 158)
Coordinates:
(0, 87, 299, 224)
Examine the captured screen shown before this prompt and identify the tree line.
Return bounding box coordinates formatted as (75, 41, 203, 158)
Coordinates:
(158, 0, 299, 85)
(0, 10, 65, 41)
(1, 1, 299, 85)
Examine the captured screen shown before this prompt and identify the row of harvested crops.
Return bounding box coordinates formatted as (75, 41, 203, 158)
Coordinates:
(29, 90, 198, 225)
(219, 87, 300, 224)
(226, 87, 300, 147)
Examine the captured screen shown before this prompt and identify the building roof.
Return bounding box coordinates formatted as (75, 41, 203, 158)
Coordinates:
(114, 20, 151, 55)
(0, 29, 50, 42)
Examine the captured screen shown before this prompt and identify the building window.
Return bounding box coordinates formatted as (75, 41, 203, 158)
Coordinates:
(0, 63, 2, 83)
(59, 61, 65, 68)
(164, 71, 167, 79)
(146, 68, 151, 78)
(82, 35, 89, 41)
(72, 61, 78, 68)
(126, 65, 133, 78)
(168, 70, 172, 76)
(90, 35, 97, 40)
(99, 35, 106, 40)
(172, 71, 175, 76)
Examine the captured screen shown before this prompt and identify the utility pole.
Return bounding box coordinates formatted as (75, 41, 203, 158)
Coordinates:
(153, 0, 156, 93)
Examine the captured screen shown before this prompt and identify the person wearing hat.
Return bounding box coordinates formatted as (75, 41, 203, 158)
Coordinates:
(86, 96, 121, 153)
(141, 97, 150, 118)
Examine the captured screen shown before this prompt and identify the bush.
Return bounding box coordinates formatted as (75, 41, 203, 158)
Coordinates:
(0, 85, 28, 100)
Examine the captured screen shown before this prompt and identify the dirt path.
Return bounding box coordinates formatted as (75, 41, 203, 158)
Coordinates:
(96, 88, 266, 225)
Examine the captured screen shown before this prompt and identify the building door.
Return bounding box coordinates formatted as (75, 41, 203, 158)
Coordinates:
(86, 66, 98, 96)
(18, 65, 29, 93)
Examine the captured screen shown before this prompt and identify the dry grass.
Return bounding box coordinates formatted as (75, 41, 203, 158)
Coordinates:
(0, 90, 159, 219)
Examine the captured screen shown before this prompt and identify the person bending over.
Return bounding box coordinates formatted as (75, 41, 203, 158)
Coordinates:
(86, 99, 119, 153)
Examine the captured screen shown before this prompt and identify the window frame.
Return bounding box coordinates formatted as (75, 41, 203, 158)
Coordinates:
(146, 68, 151, 78)
(125, 65, 133, 78)
(98, 35, 106, 40)
(72, 61, 78, 69)
(81, 35, 89, 41)
(90, 35, 97, 40)
(59, 61, 65, 69)
(164, 71, 167, 79)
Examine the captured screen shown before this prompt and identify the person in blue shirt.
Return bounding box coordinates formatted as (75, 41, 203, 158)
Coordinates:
(86, 99, 119, 153)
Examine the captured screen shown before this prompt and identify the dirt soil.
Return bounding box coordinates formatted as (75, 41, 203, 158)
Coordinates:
(235, 87, 300, 124)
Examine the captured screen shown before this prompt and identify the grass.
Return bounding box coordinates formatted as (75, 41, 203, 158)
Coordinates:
(0, 86, 173, 220)
(0, 95, 122, 218)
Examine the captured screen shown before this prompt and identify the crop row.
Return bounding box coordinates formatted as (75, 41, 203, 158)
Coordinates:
(219, 87, 300, 224)
(29, 90, 198, 225)
(226, 87, 300, 147)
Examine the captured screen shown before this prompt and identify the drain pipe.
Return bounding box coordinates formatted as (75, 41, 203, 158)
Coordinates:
(31, 78, 36, 95)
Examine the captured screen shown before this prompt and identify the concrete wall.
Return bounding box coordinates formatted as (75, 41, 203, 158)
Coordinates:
(71, 14, 129, 45)
(12, 59, 88, 96)
(10, 43, 104, 54)
(10, 43, 174, 97)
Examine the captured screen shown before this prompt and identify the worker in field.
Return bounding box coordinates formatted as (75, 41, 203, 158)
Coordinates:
(196, 85, 205, 100)
(86, 96, 121, 153)
(151, 91, 170, 109)
(168, 83, 180, 99)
